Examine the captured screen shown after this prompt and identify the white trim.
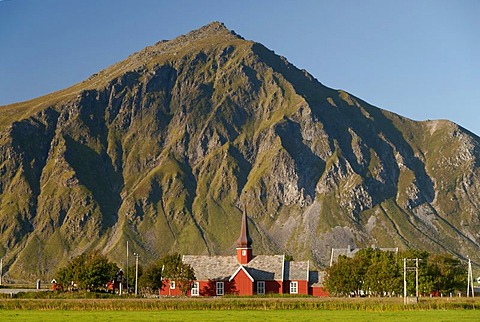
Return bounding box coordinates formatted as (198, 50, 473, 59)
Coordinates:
(191, 281, 199, 296)
(281, 254, 285, 282)
(216, 281, 224, 296)
(307, 260, 310, 282)
(290, 281, 298, 294)
(229, 265, 254, 282)
(257, 281, 265, 295)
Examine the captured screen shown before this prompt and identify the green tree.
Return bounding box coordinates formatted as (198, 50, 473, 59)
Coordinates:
(139, 253, 196, 295)
(326, 249, 467, 298)
(56, 251, 118, 291)
(426, 254, 466, 295)
(126, 264, 143, 292)
(139, 262, 162, 292)
(363, 250, 402, 296)
(325, 255, 363, 296)
(160, 253, 196, 295)
(326, 248, 402, 297)
(397, 250, 429, 296)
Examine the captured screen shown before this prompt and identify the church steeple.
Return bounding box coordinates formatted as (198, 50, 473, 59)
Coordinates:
(236, 205, 253, 264)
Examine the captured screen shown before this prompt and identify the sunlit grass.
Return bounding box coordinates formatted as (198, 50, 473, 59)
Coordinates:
(2, 309, 480, 322)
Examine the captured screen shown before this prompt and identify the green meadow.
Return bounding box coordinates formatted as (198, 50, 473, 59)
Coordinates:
(2, 309, 480, 322)
(1, 297, 480, 321)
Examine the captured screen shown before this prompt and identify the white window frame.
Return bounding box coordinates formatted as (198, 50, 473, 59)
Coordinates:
(257, 281, 265, 295)
(290, 281, 298, 294)
(170, 281, 176, 289)
(216, 281, 224, 296)
(191, 281, 199, 296)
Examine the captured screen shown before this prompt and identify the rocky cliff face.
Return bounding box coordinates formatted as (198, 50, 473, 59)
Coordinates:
(1, 22, 479, 279)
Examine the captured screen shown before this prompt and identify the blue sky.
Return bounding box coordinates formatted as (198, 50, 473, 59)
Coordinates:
(1, 0, 479, 135)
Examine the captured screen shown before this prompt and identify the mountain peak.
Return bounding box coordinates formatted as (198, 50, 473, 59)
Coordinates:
(2, 23, 480, 280)
(158, 21, 242, 48)
(192, 21, 234, 36)
(74, 22, 246, 97)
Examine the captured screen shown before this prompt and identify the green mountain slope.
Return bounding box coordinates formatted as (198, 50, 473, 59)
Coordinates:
(0, 22, 479, 280)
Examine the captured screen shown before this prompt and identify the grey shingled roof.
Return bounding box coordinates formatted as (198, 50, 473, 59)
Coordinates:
(284, 260, 309, 281)
(183, 254, 315, 282)
(182, 255, 239, 281)
(329, 247, 360, 266)
(183, 254, 286, 282)
(244, 255, 284, 281)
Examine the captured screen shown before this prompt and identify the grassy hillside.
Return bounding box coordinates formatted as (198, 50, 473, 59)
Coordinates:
(0, 22, 479, 280)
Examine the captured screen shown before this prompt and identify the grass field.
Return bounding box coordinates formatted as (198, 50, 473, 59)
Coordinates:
(2, 309, 480, 322)
(1, 296, 480, 321)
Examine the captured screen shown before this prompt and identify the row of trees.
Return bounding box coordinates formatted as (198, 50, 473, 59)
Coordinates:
(324, 248, 467, 297)
(55, 251, 195, 294)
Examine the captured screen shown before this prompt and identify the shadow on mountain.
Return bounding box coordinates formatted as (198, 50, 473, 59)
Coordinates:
(274, 119, 324, 201)
(64, 135, 122, 229)
(252, 42, 434, 207)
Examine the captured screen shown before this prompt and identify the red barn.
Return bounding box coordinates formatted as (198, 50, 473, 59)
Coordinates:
(160, 210, 328, 297)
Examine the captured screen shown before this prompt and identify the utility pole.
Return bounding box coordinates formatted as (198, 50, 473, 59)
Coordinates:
(415, 258, 419, 298)
(126, 241, 129, 294)
(0, 257, 3, 286)
(403, 258, 407, 305)
(403, 258, 420, 304)
(134, 252, 139, 296)
(467, 257, 474, 298)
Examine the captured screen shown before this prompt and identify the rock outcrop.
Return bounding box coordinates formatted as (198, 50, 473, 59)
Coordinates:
(0, 22, 479, 279)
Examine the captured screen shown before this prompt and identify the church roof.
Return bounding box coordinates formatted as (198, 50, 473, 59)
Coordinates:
(245, 255, 284, 281)
(183, 255, 239, 281)
(183, 254, 311, 282)
(284, 260, 309, 281)
(236, 208, 252, 248)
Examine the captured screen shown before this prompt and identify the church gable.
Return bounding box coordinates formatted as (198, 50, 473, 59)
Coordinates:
(229, 266, 254, 283)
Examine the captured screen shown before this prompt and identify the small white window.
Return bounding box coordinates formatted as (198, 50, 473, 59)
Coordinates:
(242, 249, 247, 256)
(191, 282, 199, 296)
(257, 281, 265, 295)
(290, 281, 298, 294)
(170, 281, 176, 289)
(216, 281, 224, 296)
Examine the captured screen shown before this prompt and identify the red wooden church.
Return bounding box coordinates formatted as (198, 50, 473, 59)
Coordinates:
(160, 210, 328, 297)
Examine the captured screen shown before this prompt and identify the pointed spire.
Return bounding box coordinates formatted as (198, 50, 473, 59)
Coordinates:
(236, 204, 252, 248)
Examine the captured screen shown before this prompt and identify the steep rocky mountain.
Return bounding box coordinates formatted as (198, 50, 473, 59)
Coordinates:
(1, 22, 479, 280)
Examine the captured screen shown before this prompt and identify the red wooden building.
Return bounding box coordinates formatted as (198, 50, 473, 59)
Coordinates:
(160, 210, 328, 297)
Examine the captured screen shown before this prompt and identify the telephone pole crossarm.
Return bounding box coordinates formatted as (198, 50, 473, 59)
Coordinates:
(403, 258, 421, 304)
